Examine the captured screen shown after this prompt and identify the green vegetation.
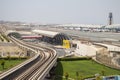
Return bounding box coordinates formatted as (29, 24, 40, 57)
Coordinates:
(57, 57, 91, 61)
(64, 72, 69, 80)
(0, 57, 28, 60)
(0, 60, 5, 69)
(0, 59, 25, 71)
(55, 60, 120, 80)
(8, 32, 21, 39)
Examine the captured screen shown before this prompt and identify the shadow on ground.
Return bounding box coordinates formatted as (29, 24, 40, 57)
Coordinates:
(54, 61, 63, 80)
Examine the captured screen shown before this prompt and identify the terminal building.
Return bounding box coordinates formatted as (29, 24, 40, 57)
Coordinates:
(32, 30, 71, 45)
(105, 24, 120, 32)
(56, 24, 120, 32)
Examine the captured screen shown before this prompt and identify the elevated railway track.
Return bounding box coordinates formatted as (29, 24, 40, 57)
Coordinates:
(0, 36, 57, 80)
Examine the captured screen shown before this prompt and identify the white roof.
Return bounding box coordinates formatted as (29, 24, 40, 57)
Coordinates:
(105, 24, 120, 28)
(32, 30, 60, 38)
(57, 24, 103, 28)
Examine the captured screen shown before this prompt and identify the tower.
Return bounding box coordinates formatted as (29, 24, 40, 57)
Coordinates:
(109, 12, 113, 25)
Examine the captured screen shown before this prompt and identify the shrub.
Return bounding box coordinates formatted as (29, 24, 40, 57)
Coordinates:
(0, 59, 5, 69)
(0, 57, 28, 60)
(8, 32, 21, 39)
(57, 57, 91, 61)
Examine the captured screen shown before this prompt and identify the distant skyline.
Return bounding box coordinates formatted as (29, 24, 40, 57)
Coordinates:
(0, 0, 120, 24)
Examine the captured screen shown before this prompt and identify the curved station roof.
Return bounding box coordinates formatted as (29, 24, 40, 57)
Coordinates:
(7, 29, 71, 45)
(32, 30, 60, 38)
(32, 29, 71, 45)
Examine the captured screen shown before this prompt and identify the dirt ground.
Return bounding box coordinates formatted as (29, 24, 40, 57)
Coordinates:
(0, 46, 23, 53)
(0, 43, 26, 57)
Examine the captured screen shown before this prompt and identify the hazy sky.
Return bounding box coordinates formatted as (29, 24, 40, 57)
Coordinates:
(0, 0, 120, 24)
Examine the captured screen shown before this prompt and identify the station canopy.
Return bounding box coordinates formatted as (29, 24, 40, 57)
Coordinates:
(32, 30, 61, 38)
(32, 29, 71, 45)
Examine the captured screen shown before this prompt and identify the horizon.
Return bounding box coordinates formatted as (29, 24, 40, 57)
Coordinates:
(0, 0, 120, 25)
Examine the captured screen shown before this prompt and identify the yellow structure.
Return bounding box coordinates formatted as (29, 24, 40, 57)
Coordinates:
(63, 40, 70, 49)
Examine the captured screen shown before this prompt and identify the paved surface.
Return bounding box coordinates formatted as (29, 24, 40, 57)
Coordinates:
(60, 29, 120, 41)
(94, 43, 120, 52)
(31, 42, 66, 57)
(41, 28, 120, 42)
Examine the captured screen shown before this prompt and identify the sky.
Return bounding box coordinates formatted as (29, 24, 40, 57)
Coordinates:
(0, 0, 120, 24)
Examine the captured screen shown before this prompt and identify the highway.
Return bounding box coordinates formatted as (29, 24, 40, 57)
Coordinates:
(0, 36, 57, 80)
